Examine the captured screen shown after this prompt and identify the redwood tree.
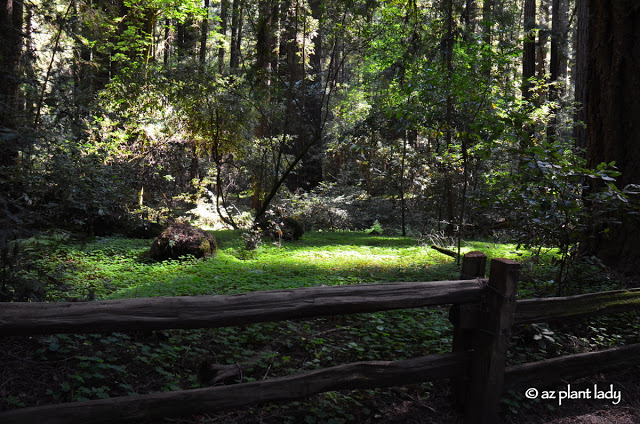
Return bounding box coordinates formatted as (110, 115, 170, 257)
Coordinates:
(578, 0, 640, 271)
(522, 0, 536, 99)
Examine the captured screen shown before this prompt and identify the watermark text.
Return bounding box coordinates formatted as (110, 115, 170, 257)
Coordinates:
(524, 384, 621, 406)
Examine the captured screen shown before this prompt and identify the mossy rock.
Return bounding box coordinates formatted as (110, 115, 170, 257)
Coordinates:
(149, 222, 217, 261)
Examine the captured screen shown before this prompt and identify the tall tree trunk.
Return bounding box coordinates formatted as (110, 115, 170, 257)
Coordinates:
(200, 0, 210, 67)
(573, 0, 588, 153)
(0, 0, 24, 166)
(482, 0, 494, 43)
(443, 0, 455, 235)
(230, 0, 243, 72)
(549, 0, 568, 85)
(217, 0, 228, 72)
(177, 15, 197, 59)
(463, 0, 476, 39)
(23, 3, 36, 116)
(283, 0, 301, 190)
(34, 2, 73, 130)
(70, 0, 95, 138)
(400, 134, 408, 237)
(583, 0, 640, 271)
(481, 0, 494, 77)
(255, 0, 277, 86)
(286, 0, 324, 191)
(536, 0, 550, 79)
(548, 0, 568, 141)
(252, 0, 278, 211)
(522, 0, 536, 99)
(304, 0, 324, 189)
(164, 18, 171, 65)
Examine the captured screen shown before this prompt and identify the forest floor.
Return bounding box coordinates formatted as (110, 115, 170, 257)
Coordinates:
(1, 230, 638, 423)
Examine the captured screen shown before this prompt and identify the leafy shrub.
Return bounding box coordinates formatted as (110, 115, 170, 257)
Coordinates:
(126, 220, 165, 239)
(364, 220, 383, 235)
(282, 183, 402, 231)
(0, 231, 73, 301)
(287, 183, 355, 230)
(256, 210, 305, 242)
(242, 227, 263, 251)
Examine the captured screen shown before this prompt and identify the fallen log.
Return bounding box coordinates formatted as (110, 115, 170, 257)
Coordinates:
(431, 245, 458, 258)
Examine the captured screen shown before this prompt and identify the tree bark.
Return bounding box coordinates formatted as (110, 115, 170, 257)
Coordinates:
(443, 0, 455, 234)
(164, 18, 171, 65)
(583, 0, 640, 271)
(522, 0, 536, 99)
(230, 0, 243, 72)
(536, 0, 551, 79)
(288, 0, 324, 191)
(548, 0, 569, 140)
(200, 0, 211, 67)
(0, 0, 24, 166)
(255, 0, 277, 86)
(573, 0, 588, 152)
(480, 0, 493, 77)
(217, 0, 228, 72)
(549, 0, 568, 85)
(463, 0, 476, 40)
(482, 0, 493, 44)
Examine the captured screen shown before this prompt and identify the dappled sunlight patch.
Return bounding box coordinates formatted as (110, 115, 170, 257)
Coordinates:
(37, 231, 553, 302)
(33, 232, 467, 301)
(292, 249, 398, 264)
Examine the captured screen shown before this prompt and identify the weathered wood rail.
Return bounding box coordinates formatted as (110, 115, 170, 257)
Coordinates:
(0, 279, 485, 336)
(514, 287, 640, 324)
(0, 352, 472, 424)
(0, 252, 639, 424)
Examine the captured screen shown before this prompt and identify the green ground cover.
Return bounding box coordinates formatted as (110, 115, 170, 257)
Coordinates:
(36, 231, 478, 301)
(2, 231, 638, 423)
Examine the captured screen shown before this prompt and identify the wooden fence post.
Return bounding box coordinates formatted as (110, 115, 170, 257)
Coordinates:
(450, 251, 487, 405)
(459, 251, 488, 281)
(465, 258, 520, 424)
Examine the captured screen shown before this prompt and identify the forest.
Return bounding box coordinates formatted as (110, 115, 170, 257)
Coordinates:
(1, 0, 639, 423)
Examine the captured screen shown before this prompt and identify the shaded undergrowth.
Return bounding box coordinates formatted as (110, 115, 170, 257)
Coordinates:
(1, 231, 638, 423)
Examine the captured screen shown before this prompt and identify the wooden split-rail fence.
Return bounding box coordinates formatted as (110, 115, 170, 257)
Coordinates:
(1, 252, 639, 424)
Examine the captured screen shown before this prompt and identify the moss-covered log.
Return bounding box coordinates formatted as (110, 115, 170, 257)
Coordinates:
(431, 245, 458, 258)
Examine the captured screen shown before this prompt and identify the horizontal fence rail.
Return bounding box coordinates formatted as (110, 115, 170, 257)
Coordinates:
(452, 290, 640, 329)
(505, 343, 640, 390)
(0, 352, 472, 424)
(514, 288, 640, 325)
(0, 279, 486, 336)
